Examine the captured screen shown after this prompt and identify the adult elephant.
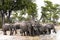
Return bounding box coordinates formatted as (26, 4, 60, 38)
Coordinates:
(45, 23, 56, 34)
(38, 25, 48, 35)
(12, 22, 20, 34)
(19, 21, 30, 36)
(21, 21, 33, 36)
(31, 20, 48, 35)
(13, 21, 32, 36)
(2, 23, 13, 35)
(29, 20, 41, 36)
(34, 22, 48, 35)
(30, 20, 49, 35)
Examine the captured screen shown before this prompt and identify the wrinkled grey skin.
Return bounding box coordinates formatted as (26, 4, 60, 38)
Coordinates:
(11, 24, 17, 34)
(12, 20, 36, 36)
(13, 21, 32, 36)
(12, 22, 20, 34)
(38, 25, 48, 35)
(31, 21, 51, 35)
(2, 23, 13, 35)
(29, 20, 37, 36)
(45, 24, 56, 34)
(30, 20, 47, 35)
(19, 20, 39, 36)
(34, 23, 56, 35)
(29, 20, 41, 36)
(12, 22, 21, 35)
(33, 22, 48, 35)
(26, 21, 32, 36)
(13, 21, 56, 35)
(19, 21, 28, 36)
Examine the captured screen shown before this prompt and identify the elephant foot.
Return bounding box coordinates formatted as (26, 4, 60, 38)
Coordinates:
(53, 31, 57, 33)
(10, 32, 13, 35)
(10, 33, 13, 35)
(4, 33, 7, 35)
(24, 33, 26, 36)
(54, 32, 56, 33)
(3, 31, 7, 35)
(15, 32, 17, 34)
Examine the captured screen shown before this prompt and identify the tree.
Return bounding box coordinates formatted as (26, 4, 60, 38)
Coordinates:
(27, 2, 37, 20)
(12, 1, 37, 21)
(41, 1, 60, 23)
(0, 0, 37, 28)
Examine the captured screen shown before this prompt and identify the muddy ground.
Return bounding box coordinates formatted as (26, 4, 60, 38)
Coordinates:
(0, 25, 60, 40)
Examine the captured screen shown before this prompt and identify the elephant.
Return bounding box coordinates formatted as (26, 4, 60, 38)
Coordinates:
(29, 20, 42, 36)
(36, 23, 56, 35)
(26, 21, 33, 36)
(32, 22, 47, 35)
(31, 21, 51, 35)
(38, 25, 48, 35)
(44, 23, 56, 34)
(19, 21, 29, 36)
(13, 20, 48, 36)
(28, 20, 37, 36)
(13, 21, 32, 36)
(12, 22, 20, 34)
(2, 23, 14, 35)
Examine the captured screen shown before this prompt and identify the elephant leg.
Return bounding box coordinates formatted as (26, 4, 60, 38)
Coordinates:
(10, 28, 13, 35)
(28, 29, 31, 36)
(27, 31, 29, 36)
(20, 29, 24, 36)
(43, 31, 45, 34)
(34, 30, 38, 35)
(10, 30, 13, 35)
(14, 28, 17, 34)
(32, 27, 35, 36)
(31, 27, 34, 36)
(38, 29, 40, 35)
(46, 29, 50, 34)
(3, 30, 7, 35)
(45, 30, 47, 34)
(24, 31, 26, 36)
(49, 29, 51, 34)
(32, 30, 35, 36)
(9, 27, 13, 35)
(53, 28, 56, 33)
(37, 30, 40, 35)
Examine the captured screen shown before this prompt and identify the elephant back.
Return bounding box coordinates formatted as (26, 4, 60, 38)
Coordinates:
(18, 21, 28, 31)
(2, 23, 11, 31)
(45, 23, 54, 29)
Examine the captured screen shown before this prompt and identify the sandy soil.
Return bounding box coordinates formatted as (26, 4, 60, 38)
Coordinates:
(0, 25, 60, 40)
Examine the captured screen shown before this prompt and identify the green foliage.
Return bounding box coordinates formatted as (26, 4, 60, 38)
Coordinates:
(27, 3, 37, 20)
(0, 0, 37, 28)
(41, 1, 60, 23)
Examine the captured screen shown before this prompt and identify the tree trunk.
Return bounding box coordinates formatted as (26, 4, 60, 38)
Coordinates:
(1, 10, 5, 26)
(7, 10, 12, 23)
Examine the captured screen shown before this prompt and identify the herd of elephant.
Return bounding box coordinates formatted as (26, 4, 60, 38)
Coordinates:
(2, 20, 57, 36)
